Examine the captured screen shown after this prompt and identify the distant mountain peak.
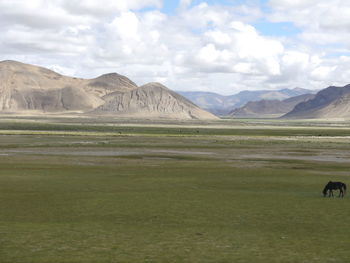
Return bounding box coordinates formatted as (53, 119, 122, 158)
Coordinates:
(179, 88, 318, 116)
(1, 60, 21, 64)
(141, 82, 168, 89)
(96, 72, 124, 79)
(230, 93, 315, 118)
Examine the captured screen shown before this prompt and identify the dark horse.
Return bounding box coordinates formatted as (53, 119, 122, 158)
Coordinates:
(323, 181, 346, 198)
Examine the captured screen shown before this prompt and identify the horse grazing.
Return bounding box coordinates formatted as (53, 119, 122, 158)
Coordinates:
(322, 181, 346, 198)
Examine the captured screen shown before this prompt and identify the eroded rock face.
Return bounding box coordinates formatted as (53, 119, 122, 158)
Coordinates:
(94, 82, 218, 120)
(283, 84, 350, 119)
(0, 60, 217, 120)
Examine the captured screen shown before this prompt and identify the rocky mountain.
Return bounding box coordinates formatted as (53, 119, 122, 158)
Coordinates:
(283, 84, 350, 119)
(178, 88, 317, 116)
(0, 60, 217, 120)
(0, 60, 137, 112)
(230, 94, 315, 118)
(94, 82, 216, 119)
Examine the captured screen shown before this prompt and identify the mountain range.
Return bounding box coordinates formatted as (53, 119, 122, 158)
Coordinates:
(178, 88, 317, 116)
(2, 60, 349, 120)
(230, 93, 315, 118)
(0, 60, 217, 120)
(283, 84, 350, 119)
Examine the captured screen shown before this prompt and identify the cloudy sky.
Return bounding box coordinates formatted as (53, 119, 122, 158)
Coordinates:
(1, 0, 350, 95)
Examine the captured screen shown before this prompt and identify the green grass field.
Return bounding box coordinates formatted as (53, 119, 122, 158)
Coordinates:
(0, 117, 350, 262)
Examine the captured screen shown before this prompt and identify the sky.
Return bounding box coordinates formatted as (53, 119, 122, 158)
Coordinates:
(1, 0, 350, 95)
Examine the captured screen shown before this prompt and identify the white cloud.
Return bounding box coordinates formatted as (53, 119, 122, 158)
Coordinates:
(269, 0, 319, 8)
(179, 0, 193, 10)
(0, 0, 349, 95)
(205, 31, 232, 46)
(62, 0, 162, 15)
(268, 0, 350, 45)
(111, 12, 140, 41)
(282, 51, 310, 69)
(311, 66, 337, 80)
(233, 63, 257, 75)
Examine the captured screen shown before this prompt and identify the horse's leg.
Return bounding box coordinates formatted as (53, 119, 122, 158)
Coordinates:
(338, 189, 342, 198)
(341, 188, 344, 198)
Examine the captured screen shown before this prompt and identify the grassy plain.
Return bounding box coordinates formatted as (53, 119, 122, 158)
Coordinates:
(0, 116, 350, 262)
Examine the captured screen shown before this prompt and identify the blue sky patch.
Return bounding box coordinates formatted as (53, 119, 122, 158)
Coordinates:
(161, 0, 181, 14)
(253, 21, 301, 37)
(160, 0, 266, 14)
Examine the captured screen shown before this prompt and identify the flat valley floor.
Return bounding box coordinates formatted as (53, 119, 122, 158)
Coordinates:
(0, 116, 350, 262)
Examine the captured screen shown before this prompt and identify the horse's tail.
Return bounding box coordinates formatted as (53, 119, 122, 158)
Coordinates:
(343, 183, 347, 194)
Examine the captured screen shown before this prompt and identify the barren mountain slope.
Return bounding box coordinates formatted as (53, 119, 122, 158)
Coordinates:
(94, 82, 218, 119)
(84, 73, 138, 97)
(283, 84, 350, 118)
(230, 94, 315, 118)
(0, 60, 138, 112)
(0, 60, 217, 120)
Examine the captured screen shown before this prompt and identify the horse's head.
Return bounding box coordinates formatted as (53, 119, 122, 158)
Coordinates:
(323, 181, 334, 197)
(322, 183, 330, 197)
(322, 188, 328, 197)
